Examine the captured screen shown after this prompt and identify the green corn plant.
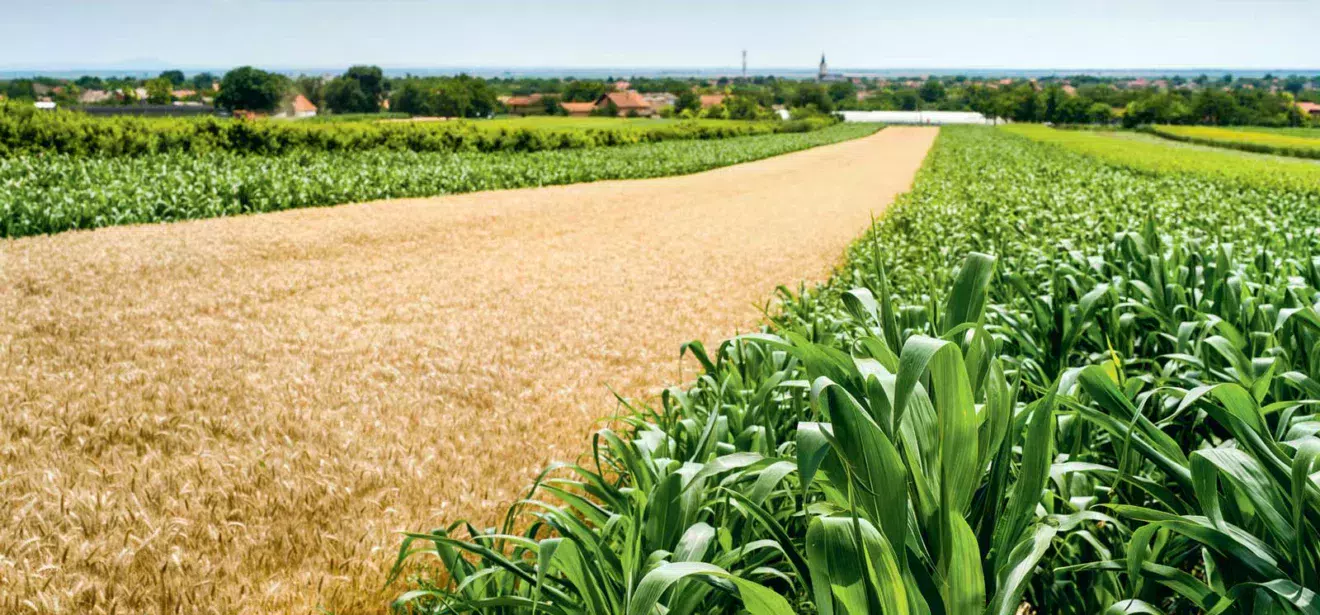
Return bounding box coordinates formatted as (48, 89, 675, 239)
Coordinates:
(767, 253, 1069, 615)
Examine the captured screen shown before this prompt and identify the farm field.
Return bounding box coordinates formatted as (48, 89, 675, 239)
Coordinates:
(0, 122, 876, 237)
(1223, 125, 1320, 138)
(0, 127, 938, 614)
(1003, 124, 1320, 190)
(390, 125, 1320, 614)
(1148, 124, 1320, 159)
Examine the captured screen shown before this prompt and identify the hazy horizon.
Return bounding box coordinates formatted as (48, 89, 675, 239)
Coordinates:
(3, 0, 1318, 76)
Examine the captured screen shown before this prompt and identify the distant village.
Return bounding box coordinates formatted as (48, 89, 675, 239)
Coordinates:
(3, 56, 1319, 126)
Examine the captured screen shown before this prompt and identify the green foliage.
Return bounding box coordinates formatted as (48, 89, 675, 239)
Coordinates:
(674, 91, 702, 115)
(0, 122, 873, 237)
(145, 77, 173, 104)
(792, 83, 834, 113)
(325, 65, 386, 114)
(1002, 124, 1320, 194)
(158, 70, 186, 87)
(0, 102, 834, 159)
(1147, 125, 1320, 160)
(324, 76, 373, 114)
(388, 126, 1320, 614)
(191, 72, 216, 91)
(214, 66, 286, 112)
(561, 80, 610, 103)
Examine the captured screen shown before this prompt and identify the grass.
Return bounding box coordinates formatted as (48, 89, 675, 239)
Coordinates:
(387, 125, 1320, 614)
(1146, 124, 1320, 159)
(0, 123, 880, 237)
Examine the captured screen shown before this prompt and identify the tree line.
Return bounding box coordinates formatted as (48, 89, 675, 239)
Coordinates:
(6, 66, 1318, 126)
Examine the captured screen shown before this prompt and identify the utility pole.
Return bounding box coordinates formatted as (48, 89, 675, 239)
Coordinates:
(741, 50, 747, 80)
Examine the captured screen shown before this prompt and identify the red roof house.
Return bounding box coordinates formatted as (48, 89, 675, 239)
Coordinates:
(560, 101, 597, 117)
(503, 94, 544, 115)
(1297, 102, 1320, 116)
(594, 90, 653, 116)
(291, 94, 318, 117)
(699, 94, 727, 108)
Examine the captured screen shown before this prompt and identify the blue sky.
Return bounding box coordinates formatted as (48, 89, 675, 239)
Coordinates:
(3, 0, 1317, 71)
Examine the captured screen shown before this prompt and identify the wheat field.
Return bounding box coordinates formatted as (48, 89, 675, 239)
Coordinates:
(0, 126, 937, 614)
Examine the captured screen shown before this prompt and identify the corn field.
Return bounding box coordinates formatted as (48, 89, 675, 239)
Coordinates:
(389, 126, 1320, 614)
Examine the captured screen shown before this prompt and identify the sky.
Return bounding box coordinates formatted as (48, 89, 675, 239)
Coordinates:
(3, 0, 1318, 72)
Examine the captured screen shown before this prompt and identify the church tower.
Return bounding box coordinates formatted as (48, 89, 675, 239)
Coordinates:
(818, 53, 828, 81)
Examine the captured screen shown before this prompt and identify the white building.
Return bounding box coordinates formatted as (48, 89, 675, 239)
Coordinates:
(840, 110, 998, 125)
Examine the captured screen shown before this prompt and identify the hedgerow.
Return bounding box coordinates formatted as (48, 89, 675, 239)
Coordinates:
(0, 102, 834, 157)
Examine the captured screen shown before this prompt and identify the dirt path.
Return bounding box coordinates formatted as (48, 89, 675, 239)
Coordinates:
(0, 126, 938, 614)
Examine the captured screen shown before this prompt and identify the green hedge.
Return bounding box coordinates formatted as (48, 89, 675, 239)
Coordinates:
(0, 103, 835, 157)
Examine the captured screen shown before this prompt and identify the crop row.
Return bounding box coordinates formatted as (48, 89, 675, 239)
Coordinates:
(389, 126, 1320, 614)
(0, 102, 833, 157)
(1003, 124, 1320, 194)
(0, 123, 880, 238)
(1146, 124, 1320, 160)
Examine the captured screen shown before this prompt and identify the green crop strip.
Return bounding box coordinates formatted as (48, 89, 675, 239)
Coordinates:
(1001, 124, 1320, 194)
(0, 102, 834, 158)
(0, 123, 879, 238)
(1145, 125, 1320, 161)
(390, 126, 1320, 614)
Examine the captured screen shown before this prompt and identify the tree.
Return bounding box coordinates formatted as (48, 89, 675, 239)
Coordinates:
(674, 91, 701, 115)
(323, 66, 385, 114)
(918, 78, 946, 104)
(1088, 102, 1115, 124)
(432, 84, 473, 118)
(215, 66, 285, 112)
(192, 72, 217, 91)
(726, 96, 765, 120)
(146, 77, 174, 104)
(159, 70, 186, 87)
(386, 75, 498, 118)
(562, 80, 609, 103)
(1009, 83, 1042, 122)
(448, 74, 497, 117)
(895, 89, 919, 111)
(390, 81, 431, 115)
(1284, 75, 1307, 96)
(792, 82, 833, 113)
(2, 79, 34, 101)
(343, 65, 385, 108)
(75, 75, 105, 90)
(1043, 85, 1066, 123)
(324, 77, 373, 114)
(1192, 88, 1243, 125)
(827, 80, 857, 103)
(699, 103, 729, 120)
